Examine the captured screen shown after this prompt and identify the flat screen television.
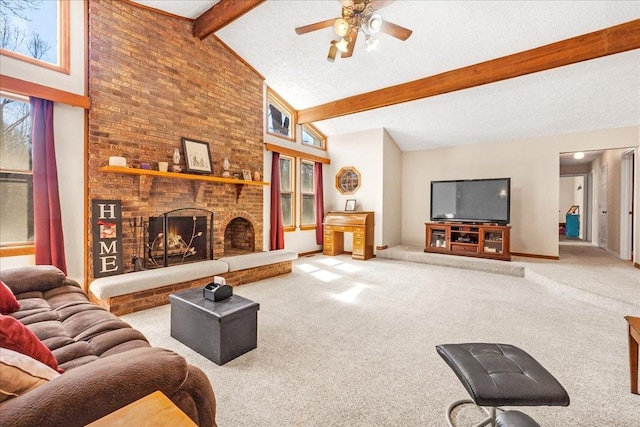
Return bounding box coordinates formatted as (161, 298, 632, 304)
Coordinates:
(430, 178, 511, 225)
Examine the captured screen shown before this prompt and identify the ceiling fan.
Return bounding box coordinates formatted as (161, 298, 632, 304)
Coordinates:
(295, 0, 412, 62)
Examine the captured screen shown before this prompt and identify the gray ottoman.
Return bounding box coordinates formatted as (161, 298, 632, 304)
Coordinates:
(436, 343, 569, 427)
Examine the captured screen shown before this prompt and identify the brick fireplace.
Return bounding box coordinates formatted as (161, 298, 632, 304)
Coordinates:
(145, 208, 214, 268)
(86, 0, 265, 282)
(224, 216, 256, 256)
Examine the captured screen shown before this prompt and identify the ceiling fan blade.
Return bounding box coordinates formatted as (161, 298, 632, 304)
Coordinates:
(295, 18, 336, 35)
(370, 0, 394, 10)
(341, 29, 358, 58)
(380, 20, 412, 41)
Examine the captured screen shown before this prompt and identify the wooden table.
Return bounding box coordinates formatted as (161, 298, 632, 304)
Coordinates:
(87, 391, 196, 426)
(625, 316, 640, 394)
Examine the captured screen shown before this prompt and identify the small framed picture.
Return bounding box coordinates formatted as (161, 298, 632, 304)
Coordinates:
(345, 199, 356, 211)
(182, 137, 213, 174)
(242, 169, 252, 181)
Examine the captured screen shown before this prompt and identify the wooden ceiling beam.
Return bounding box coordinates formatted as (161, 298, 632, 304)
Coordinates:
(193, 0, 265, 40)
(298, 19, 640, 124)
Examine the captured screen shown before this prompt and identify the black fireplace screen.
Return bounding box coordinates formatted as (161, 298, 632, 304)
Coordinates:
(145, 208, 214, 268)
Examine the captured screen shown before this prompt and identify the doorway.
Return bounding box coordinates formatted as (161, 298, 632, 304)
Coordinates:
(559, 148, 636, 261)
(559, 175, 587, 241)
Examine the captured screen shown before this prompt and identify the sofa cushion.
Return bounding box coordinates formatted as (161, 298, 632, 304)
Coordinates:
(0, 348, 60, 402)
(0, 281, 20, 314)
(0, 315, 62, 373)
(0, 265, 67, 295)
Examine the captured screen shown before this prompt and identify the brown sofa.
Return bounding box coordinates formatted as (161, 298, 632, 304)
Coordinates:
(0, 265, 216, 427)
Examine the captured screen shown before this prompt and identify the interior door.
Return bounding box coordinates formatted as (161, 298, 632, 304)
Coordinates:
(598, 164, 608, 249)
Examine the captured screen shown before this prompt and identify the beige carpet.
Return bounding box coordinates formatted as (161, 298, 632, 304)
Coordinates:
(122, 252, 639, 426)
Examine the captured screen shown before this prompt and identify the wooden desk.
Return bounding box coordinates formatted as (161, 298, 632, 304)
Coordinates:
(625, 316, 640, 394)
(87, 391, 197, 426)
(323, 211, 374, 260)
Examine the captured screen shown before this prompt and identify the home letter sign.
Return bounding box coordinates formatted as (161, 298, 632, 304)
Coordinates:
(92, 199, 124, 278)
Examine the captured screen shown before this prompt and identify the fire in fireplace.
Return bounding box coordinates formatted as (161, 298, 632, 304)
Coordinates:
(146, 208, 214, 268)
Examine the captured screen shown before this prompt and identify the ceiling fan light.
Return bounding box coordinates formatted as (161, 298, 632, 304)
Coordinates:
(327, 41, 338, 62)
(367, 14, 382, 33)
(333, 18, 350, 37)
(335, 37, 349, 53)
(365, 34, 379, 51)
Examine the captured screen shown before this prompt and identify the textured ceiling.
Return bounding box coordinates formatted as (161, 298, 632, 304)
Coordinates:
(130, 0, 640, 154)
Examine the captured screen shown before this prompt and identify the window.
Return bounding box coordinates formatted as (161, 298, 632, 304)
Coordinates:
(1, 95, 34, 247)
(301, 124, 326, 150)
(279, 155, 295, 230)
(277, 156, 318, 232)
(300, 160, 316, 228)
(0, 0, 70, 73)
(335, 166, 361, 195)
(266, 88, 296, 141)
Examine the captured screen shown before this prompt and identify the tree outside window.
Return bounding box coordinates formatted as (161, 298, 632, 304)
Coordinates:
(0, 96, 34, 246)
(279, 155, 295, 230)
(300, 160, 315, 227)
(1, 0, 68, 72)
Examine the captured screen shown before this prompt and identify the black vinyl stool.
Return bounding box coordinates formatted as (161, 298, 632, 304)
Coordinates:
(436, 343, 570, 427)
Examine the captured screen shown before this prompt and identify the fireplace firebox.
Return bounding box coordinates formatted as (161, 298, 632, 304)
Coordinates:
(146, 208, 214, 268)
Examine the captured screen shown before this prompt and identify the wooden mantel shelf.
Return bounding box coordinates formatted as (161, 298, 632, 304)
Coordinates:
(100, 165, 268, 202)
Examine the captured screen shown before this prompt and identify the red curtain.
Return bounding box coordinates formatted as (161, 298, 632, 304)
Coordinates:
(270, 152, 284, 250)
(30, 97, 67, 274)
(314, 162, 324, 245)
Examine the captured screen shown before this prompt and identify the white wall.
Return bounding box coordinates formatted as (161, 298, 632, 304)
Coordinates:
(325, 128, 384, 252)
(382, 130, 402, 248)
(402, 126, 639, 258)
(559, 177, 576, 223)
(1, 1, 86, 284)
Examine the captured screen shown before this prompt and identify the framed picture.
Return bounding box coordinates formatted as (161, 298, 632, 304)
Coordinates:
(345, 199, 356, 211)
(242, 169, 252, 181)
(182, 137, 213, 174)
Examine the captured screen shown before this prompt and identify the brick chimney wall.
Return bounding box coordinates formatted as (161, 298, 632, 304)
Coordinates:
(87, 0, 265, 279)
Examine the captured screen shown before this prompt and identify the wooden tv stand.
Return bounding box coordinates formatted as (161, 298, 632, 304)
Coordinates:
(424, 222, 511, 261)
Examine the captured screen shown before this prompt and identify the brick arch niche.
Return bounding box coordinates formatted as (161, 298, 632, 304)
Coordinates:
(224, 217, 255, 256)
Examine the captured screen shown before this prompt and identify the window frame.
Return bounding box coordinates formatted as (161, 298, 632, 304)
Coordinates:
(301, 123, 326, 151)
(266, 88, 296, 142)
(0, 93, 35, 255)
(279, 154, 296, 232)
(299, 159, 316, 230)
(0, 0, 70, 74)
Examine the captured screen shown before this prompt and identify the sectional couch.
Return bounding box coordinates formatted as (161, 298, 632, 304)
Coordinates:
(0, 265, 216, 427)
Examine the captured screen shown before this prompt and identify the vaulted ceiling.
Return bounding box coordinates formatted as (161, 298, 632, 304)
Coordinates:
(129, 1, 640, 154)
